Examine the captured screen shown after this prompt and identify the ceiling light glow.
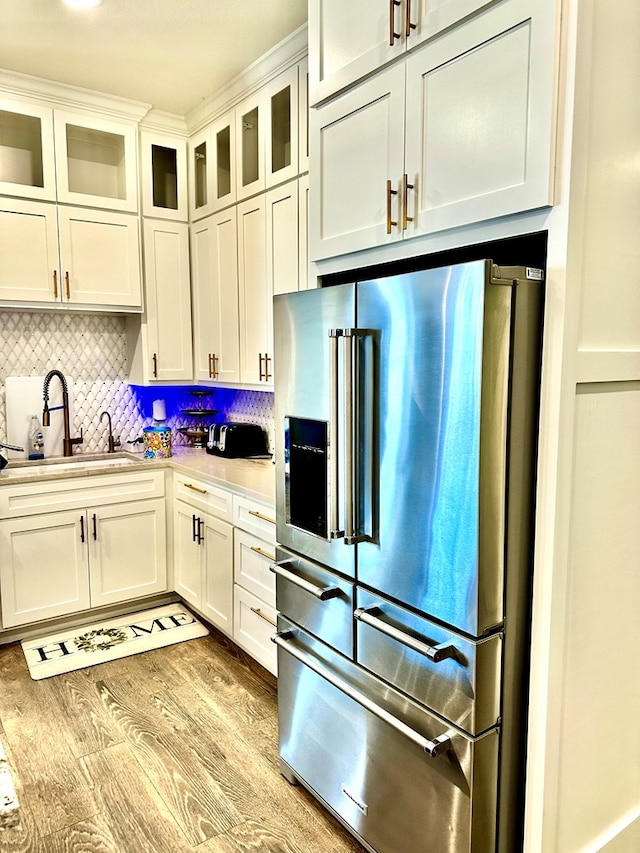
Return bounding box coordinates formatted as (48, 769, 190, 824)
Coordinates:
(63, 0, 103, 9)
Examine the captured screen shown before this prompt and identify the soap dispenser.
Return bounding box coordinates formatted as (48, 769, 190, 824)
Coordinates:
(28, 415, 45, 460)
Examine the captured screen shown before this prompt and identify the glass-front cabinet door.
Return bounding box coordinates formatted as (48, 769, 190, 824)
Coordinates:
(211, 111, 236, 212)
(53, 110, 138, 212)
(235, 91, 266, 202)
(265, 64, 299, 189)
(0, 98, 56, 201)
(140, 130, 188, 221)
(189, 124, 213, 221)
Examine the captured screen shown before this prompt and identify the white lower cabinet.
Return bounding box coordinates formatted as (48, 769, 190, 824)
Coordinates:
(232, 494, 277, 675)
(0, 495, 167, 629)
(173, 477, 233, 636)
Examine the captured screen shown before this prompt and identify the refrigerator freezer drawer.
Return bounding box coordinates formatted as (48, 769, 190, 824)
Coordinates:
(274, 546, 355, 659)
(356, 590, 502, 736)
(275, 619, 499, 853)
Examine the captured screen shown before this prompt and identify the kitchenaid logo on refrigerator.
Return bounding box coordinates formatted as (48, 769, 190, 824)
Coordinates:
(341, 784, 368, 815)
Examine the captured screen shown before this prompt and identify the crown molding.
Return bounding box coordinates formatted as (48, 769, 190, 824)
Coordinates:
(0, 68, 152, 122)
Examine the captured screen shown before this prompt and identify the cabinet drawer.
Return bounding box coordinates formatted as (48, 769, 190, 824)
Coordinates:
(0, 470, 165, 518)
(232, 494, 276, 542)
(173, 472, 233, 523)
(233, 585, 278, 676)
(234, 529, 276, 608)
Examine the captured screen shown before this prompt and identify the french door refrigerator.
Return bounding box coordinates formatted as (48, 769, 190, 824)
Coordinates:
(272, 260, 544, 853)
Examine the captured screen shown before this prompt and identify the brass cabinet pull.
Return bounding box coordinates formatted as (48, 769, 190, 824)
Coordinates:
(250, 545, 276, 561)
(65, 271, 70, 299)
(53, 270, 58, 298)
(402, 174, 414, 231)
(248, 509, 276, 525)
(185, 482, 208, 495)
(386, 179, 398, 234)
(405, 0, 417, 37)
(211, 353, 219, 379)
(208, 353, 214, 378)
(152, 353, 158, 378)
(258, 352, 265, 381)
(264, 353, 272, 382)
(389, 0, 401, 45)
(250, 606, 277, 628)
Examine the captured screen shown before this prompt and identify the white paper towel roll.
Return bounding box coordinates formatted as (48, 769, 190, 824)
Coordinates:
(152, 399, 166, 421)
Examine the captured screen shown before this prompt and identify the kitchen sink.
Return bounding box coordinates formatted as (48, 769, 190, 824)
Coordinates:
(5, 454, 142, 475)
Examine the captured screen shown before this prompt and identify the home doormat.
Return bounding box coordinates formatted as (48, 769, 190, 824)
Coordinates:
(21, 604, 209, 681)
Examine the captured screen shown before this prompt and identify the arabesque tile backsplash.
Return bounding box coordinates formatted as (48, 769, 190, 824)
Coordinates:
(0, 312, 274, 455)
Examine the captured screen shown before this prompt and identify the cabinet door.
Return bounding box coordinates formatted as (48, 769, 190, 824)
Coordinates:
(308, 0, 405, 105)
(235, 90, 266, 201)
(404, 0, 558, 235)
(191, 209, 241, 384)
(53, 110, 138, 213)
(189, 124, 213, 221)
(0, 97, 56, 201)
(211, 111, 237, 213)
(57, 206, 142, 308)
(298, 174, 312, 289)
(267, 179, 299, 297)
(201, 511, 233, 635)
(88, 498, 167, 608)
(309, 62, 406, 260)
(234, 528, 276, 608)
(143, 220, 193, 381)
(173, 502, 203, 608)
(0, 199, 60, 303)
(0, 511, 90, 628)
(140, 130, 188, 221)
(233, 585, 278, 675)
(298, 58, 310, 175)
(265, 65, 299, 189)
(237, 195, 270, 385)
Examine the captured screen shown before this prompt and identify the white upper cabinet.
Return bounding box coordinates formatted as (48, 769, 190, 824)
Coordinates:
(53, 110, 139, 212)
(309, 0, 495, 104)
(0, 98, 57, 201)
(140, 130, 188, 221)
(265, 64, 299, 189)
(298, 57, 310, 175)
(310, 0, 559, 260)
(189, 110, 237, 221)
(0, 198, 60, 302)
(191, 208, 241, 384)
(235, 89, 267, 201)
(237, 194, 270, 384)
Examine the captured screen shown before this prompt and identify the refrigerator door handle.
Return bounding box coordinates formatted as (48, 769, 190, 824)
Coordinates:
(328, 328, 344, 539)
(272, 630, 453, 758)
(270, 561, 342, 601)
(355, 606, 458, 663)
(344, 328, 371, 545)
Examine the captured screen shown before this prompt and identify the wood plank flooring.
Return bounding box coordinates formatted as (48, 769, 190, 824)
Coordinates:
(0, 623, 365, 853)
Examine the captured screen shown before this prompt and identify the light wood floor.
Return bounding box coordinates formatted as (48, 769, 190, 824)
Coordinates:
(0, 621, 365, 853)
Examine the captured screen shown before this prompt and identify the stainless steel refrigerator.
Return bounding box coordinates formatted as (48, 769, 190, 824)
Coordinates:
(272, 260, 544, 853)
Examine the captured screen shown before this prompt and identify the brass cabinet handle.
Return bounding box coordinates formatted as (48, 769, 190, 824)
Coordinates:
(386, 179, 398, 234)
(208, 353, 214, 378)
(389, 0, 401, 45)
(152, 353, 158, 378)
(250, 606, 277, 628)
(258, 352, 265, 381)
(248, 509, 276, 525)
(65, 271, 70, 299)
(405, 0, 417, 37)
(185, 482, 208, 495)
(402, 174, 414, 231)
(264, 353, 272, 382)
(209, 353, 219, 379)
(250, 545, 276, 561)
(53, 270, 58, 298)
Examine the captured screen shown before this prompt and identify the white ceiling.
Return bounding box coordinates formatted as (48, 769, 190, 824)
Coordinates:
(0, 0, 308, 116)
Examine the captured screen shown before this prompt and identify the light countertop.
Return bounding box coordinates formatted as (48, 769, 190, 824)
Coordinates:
(0, 448, 276, 504)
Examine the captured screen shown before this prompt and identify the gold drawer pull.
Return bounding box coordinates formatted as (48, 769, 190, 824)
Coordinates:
(248, 509, 276, 525)
(250, 545, 276, 561)
(185, 482, 208, 495)
(250, 606, 277, 627)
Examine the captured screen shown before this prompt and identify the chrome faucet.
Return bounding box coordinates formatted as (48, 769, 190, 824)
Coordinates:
(100, 411, 121, 453)
(0, 441, 24, 471)
(42, 370, 83, 457)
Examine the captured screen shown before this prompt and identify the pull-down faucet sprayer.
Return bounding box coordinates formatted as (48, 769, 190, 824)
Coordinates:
(42, 370, 83, 457)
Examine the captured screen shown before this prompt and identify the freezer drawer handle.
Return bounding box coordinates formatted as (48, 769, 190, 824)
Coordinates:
(273, 630, 452, 758)
(270, 562, 342, 601)
(354, 607, 458, 663)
